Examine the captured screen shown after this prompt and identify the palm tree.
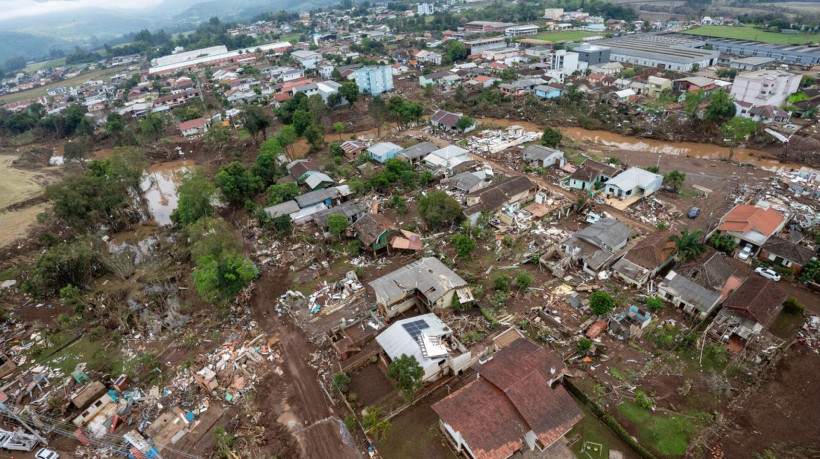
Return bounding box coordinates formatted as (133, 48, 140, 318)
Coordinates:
(669, 228, 706, 262)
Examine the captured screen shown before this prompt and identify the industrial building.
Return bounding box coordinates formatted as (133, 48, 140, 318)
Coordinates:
(463, 36, 507, 55)
(676, 33, 820, 66)
(505, 24, 539, 37)
(593, 34, 719, 71)
(464, 21, 516, 33)
(149, 42, 292, 75)
(569, 42, 611, 66)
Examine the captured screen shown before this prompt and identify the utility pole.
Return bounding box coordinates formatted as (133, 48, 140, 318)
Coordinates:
(0, 391, 48, 445)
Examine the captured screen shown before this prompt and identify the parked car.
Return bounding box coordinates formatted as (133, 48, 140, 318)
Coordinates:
(687, 207, 700, 218)
(738, 244, 753, 261)
(754, 267, 781, 281)
(35, 449, 60, 459)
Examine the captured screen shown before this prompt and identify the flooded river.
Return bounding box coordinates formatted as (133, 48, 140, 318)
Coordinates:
(140, 160, 193, 225)
(478, 117, 801, 172)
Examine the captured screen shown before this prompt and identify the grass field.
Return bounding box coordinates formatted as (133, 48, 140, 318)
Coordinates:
(0, 155, 49, 208)
(0, 203, 50, 248)
(0, 66, 135, 105)
(24, 57, 67, 73)
(684, 25, 820, 44)
(524, 30, 601, 43)
(618, 401, 706, 457)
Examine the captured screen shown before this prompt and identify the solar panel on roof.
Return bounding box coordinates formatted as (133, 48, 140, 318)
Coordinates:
(402, 319, 430, 339)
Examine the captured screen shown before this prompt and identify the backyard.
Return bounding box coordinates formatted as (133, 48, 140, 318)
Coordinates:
(683, 25, 820, 44)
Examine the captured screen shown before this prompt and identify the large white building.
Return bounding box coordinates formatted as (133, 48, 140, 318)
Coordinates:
(505, 25, 539, 37)
(353, 65, 394, 95)
(593, 34, 719, 72)
(417, 3, 434, 15)
(545, 50, 583, 82)
(148, 42, 292, 75)
(730, 69, 801, 108)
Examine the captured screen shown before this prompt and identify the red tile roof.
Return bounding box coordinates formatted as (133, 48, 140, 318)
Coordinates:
(178, 118, 205, 131)
(432, 339, 581, 458)
(624, 230, 676, 270)
(717, 204, 784, 237)
(724, 278, 787, 328)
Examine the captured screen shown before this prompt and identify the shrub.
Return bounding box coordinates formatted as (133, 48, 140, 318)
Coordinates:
(635, 390, 654, 410)
(646, 296, 663, 311)
(783, 296, 805, 314)
(515, 271, 532, 291)
(494, 274, 511, 292)
(332, 372, 351, 393)
(577, 338, 592, 354)
(344, 414, 358, 431)
(590, 291, 615, 315)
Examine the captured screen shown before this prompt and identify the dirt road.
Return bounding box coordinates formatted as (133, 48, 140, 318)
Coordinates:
(251, 268, 362, 459)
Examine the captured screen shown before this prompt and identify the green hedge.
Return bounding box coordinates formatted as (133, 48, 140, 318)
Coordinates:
(564, 378, 658, 459)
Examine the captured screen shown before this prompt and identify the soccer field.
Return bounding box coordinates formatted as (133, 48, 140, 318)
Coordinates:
(525, 30, 601, 43)
(683, 25, 820, 44)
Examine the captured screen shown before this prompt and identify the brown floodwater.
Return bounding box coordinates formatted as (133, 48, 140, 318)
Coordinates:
(140, 160, 194, 225)
(477, 117, 802, 172)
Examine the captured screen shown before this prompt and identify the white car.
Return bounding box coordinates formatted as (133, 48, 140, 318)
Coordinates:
(35, 448, 60, 459)
(755, 267, 781, 282)
(738, 244, 753, 261)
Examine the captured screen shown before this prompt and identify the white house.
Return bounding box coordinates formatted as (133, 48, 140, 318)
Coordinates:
(730, 69, 801, 109)
(604, 167, 663, 201)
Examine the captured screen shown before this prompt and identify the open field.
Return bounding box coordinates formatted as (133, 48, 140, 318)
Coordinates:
(0, 203, 50, 248)
(24, 57, 67, 73)
(0, 66, 135, 105)
(525, 30, 601, 42)
(683, 25, 820, 44)
(0, 155, 50, 208)
(763, 1, 820, 13)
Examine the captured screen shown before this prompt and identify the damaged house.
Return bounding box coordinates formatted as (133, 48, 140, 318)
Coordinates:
(566, 159, 618, 191)
(375, 313, 472, 382)
(611, 230, 675, 288)
(368, 257, 473, 318)
(563, 219, 634, 275)
(351, 213, 398, 253)
(432, 338, 582, 459)
(522, 145, 565, 169)
(714, 278, 788, 344)
(463, 176, 536, 226)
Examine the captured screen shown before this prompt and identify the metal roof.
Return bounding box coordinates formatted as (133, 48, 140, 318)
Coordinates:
(369, 257, 467, 305)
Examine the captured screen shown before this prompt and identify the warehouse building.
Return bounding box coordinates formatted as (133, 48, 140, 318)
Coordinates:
(594, 34, 719, 71)
(569, 42, 611, 65)
(676, 33, 820, 66)
(463, 36, 507, 55)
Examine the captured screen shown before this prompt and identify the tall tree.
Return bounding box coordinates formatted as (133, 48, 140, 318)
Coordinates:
(387, 354, 424, 401)
(242, 105, 272, 143)
(669, 228, 706, 262)
(172, 172, 215, 225)
(705, 90, 735, 122)
(214, 162, 262, 207)
(663, 170, 686, 192)
(339, 81, 359, 107)
(541, 126, 562, 148)
(719, 117, 757, 162)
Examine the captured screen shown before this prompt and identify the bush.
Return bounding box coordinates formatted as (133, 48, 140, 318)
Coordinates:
(577, 338, 592, 354)
(344, 414, 358, 431)
(635, 390, 654, 410)
(418, 191, 462, 229)
(494, 274, 511, 292)
(332, 372, 351, 393)
(783, 296, 805, 315)
(515, 271, 532, 291)
(646, 296, 663, 311)
(590, 291, 615, 315)
(451, 233, 475, 259)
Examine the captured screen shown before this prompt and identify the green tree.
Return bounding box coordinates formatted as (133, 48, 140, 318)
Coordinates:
(590, 291, 614, 315)
(663, 170, 686, 192)
(387, 354, 424, 401)
(172, 172, 215, 225)
(418, 191, 462, 229)
(494, 274, 511, 292)
(268, 182, 301, 205)
(668, 228, 706, 262)
(242, 105, 272, 143)
(783, 297, 805, 314)
(193, 252, 256, 302)
(445, 40, 468, 62)
(254, 139, 284, 186)
(498, 67, 517, 82)
(646, 296, 663, 311)
(204, 123, 232, 150)
(24, 240, 103, 294)
(362, 406, 390, 441)
(683, 90, 704, 120)
(276, 125, 298, 156)
(327, 214, 349, 239)
(577, 338, 592, 354)
(456, 115, 475, 132)
(800, 75, 816, 88)
(273, 214, 292, 236)
(705, 90, 736, 122)
(720, 116, 758, 162)
(138, 113, 165, 141)
(304, 124, 325, 151)
(333, 121, 345, 140)
(292, 110, 312, 136)
(451, 233, 475, 258)
(339, 81, 360, 106)
(105, 112, 125, 140)
(214, 162, 262, 207)
(63, 141, 89, 162)
(541, 126, 562, 148)
(187, 217, 242, 262)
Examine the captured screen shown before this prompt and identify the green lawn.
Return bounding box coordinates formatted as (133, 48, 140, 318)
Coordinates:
(525, 31, 600, 43)
(567, 398, 634, 459)
(683, 25, 820, 44)
(617, 401, 706, 457)
(24, 57, 67, 73)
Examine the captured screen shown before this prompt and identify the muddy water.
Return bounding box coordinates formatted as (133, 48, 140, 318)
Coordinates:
(140, 160, 193, 225)
(477, 117, 803, 172)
